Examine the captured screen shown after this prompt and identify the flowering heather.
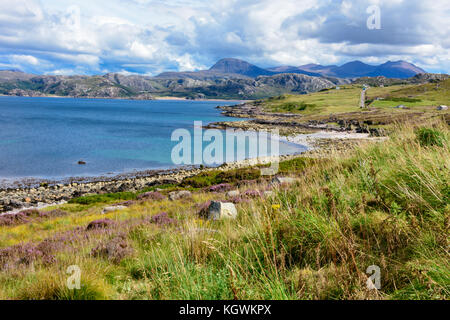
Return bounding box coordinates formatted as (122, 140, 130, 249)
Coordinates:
(236, 179, 258, 187)
(206, 183, 233, 193)
(38, 209, 68, 219)
(86, 219, 116, 231)
(242, 189, 263, 199)
(19, 209, 41, 217)
(228, 196, 249, 204)
(137, 191, 165, 201)
(0, 209, 68, 227)
(150, 212, 177, 226)
(0, 238, 66, 270)
(0, 212, 29, 226)
(91, 234, 133, 264)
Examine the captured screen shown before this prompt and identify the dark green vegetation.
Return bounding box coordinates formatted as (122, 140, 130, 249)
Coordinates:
(416, 127, 446, 147)
(181, 167, 261, 188)
(0, 120, 448, 300)
(68, 192, 138, 205)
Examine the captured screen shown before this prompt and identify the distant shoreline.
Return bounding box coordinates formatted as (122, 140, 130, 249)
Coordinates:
(0, 93, 251, 103)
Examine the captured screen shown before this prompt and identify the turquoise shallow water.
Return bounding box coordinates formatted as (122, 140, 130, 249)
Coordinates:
(0, 96, 306, 181)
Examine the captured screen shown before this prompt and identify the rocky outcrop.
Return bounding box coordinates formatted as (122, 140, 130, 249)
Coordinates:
(168, 190, 192, 201)
(207, 201, 238, 220)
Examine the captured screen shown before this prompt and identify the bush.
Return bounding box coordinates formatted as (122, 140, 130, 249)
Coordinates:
(91, 234, 133, 264)
(86, 219, 116, 230)
(69, 192, 137, 205)
(181, 168, 261, 188)
(280, 102, 316, 112)
(278, 157, 318, 173)
(216, 168, 261, 183)
(415, 128, 445, 147)
(182, 171, 220, 188)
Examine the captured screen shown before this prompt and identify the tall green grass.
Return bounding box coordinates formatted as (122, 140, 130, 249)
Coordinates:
(1, 121, 448, 300)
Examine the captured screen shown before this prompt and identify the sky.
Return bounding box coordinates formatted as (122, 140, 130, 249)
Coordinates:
(0, 0, 449, 76)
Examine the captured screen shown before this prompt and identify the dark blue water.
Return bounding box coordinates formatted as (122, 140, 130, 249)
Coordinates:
(0, 96, 305, 181)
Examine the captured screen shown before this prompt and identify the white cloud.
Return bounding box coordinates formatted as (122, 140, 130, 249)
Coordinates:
(11, 54, 39, 65)
(0, 0, 448, 74)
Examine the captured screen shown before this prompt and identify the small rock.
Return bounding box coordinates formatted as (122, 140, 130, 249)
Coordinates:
(226, 190, 240, 198)
(114, 200, 137, 207)
(102, 205, 127, 214)
(86, 219, 115, 230)
(168, 190, 192, 201)
(264, 191, 274, 197)
(271, 177, 297, 185)
(208, 201, 238, 220)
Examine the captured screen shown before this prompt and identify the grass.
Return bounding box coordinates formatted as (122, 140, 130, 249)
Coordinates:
(264, 85, 361, 115)
(368, 80, 450, 108)
(261, 81, 449, 128)
(0, 120, 448, 300)
(416, 128, 446, 147)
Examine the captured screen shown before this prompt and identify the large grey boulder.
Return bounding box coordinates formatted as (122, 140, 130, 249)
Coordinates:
(208, 201, 238, 220)
(169, 190, 192, 201)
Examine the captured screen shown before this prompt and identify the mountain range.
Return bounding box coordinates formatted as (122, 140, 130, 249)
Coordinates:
(158, 58, 426, 79)
(0, 58, 434, 100)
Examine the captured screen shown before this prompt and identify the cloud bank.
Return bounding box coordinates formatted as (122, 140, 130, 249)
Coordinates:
(0, 0, 448, 75)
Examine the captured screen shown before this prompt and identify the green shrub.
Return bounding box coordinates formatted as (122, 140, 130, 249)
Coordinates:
(278, 157, 319, 173)
(279, 102, 316, 112)
(68, 192, 137, 205)
(181, 171, 221, 188)
(181, 168, 261, 188)
(415, 128, 445, 147)
(216, 168, 260, 183)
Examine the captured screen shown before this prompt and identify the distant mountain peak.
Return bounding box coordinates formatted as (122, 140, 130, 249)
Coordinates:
(0, 68, 24, 73)
(272, 60, 426, 79)
(209, 58, 274, 77)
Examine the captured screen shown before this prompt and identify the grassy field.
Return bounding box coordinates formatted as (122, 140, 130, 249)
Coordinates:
(368, 80, 450, 109)
(263, 85, 362, 115)
(0, 120, 448, 300)
(262, 80, 450, 118)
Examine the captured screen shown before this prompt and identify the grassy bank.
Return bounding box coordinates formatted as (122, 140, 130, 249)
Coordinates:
(0, 120, 448, 300)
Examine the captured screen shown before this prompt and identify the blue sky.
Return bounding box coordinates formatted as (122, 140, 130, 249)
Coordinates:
(0, 0, 449, 75)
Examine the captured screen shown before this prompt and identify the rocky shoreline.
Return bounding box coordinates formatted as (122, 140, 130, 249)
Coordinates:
(210, 102, 390, 136)
(0, 154, 303, 214)
(0, 132, 380, 214)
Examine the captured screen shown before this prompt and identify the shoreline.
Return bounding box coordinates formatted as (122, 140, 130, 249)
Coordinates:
(0, 152, 302, 214)
(0, 98, 385, 214)
(0, 94, 251, 103)
(0, 130, 381, 214)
